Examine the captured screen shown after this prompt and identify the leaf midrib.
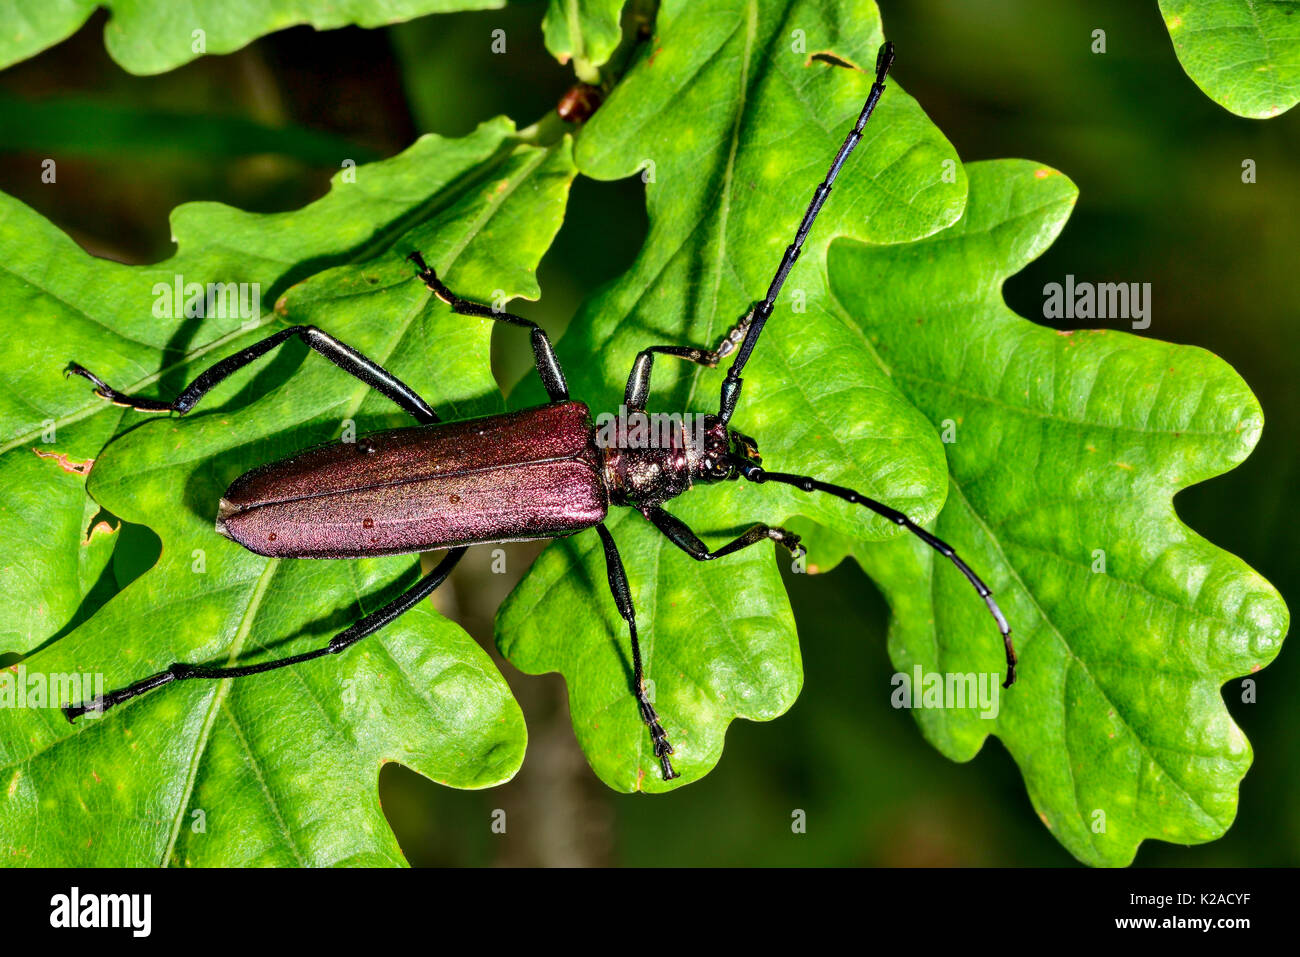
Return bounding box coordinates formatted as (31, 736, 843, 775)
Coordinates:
(161, 554, 278, 866)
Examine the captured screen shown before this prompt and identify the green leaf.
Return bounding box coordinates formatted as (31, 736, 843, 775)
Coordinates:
(0, 118, 525, 656)
(1159, 0, 1300, 118)
(0, 125, 577, 865)
(0, 0, 503, 75)
(542, 0, 626, 80)
(499, 0, 966, 791)
(499, 509, 802, 793)
(826, 158, 1289, 866)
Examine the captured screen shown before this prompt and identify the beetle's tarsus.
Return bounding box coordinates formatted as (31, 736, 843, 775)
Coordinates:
(776, 530, 803, 558)
(64, 684, 126, 721)
(65, 361, 106, 390)
(875, 40, 896, 81)
(63, 701, 93, 722)
(406, 249, 434, 281)
(712, 309, 754, 361)
(407, 250, 458, 306)
(407, 250, 437, 283)
(638, 694, 678, 780)
(66, 361, 173, 413)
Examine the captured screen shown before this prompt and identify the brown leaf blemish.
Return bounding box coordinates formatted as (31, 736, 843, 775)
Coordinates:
(807, 50, 864, 72)
(32, 448, 92, 476)
(81, 520, 119, 547)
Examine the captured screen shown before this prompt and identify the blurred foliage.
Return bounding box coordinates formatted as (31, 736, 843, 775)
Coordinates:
(0, 0, 1293, 865)
(541, 0, 627, 81)
(0, 0, 504, 75)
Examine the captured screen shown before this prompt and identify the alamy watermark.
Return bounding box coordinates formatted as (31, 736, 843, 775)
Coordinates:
(0, 665, 104, 715)
(594, 405, 709, 449)
(891, 666, 1001, 719)
(1043, 275, 1151, 329)
(50, 887, 151, 937)
(152, 274, 261, 324)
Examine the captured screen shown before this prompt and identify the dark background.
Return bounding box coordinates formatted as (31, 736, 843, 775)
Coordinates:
(1, 0, 1293, 865)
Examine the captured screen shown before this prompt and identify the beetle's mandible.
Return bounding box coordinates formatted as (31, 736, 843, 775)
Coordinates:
(63, 43, 1016, 781)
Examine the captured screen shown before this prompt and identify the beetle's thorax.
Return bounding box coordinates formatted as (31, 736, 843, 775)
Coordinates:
(602, 412, 734, 509)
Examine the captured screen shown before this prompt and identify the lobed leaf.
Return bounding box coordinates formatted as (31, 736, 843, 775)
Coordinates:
(826, 159, 1289, 865)
(0, 118, 519, 655)
(1159, 0, 1300, 118)
(500, 0, 966, 791)
(0, 122, 576, 865)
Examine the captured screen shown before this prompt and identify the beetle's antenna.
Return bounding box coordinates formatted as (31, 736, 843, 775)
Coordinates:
(719, 41, 895, 424)
(739, 463, 1017, 687)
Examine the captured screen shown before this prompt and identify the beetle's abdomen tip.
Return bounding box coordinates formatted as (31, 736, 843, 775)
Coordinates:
(214, 498, 235, 539)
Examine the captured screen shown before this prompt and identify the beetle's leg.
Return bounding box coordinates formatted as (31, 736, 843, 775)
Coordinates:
(741, 465, 1018, 688)
(644, 505, 805, 563)
(594, 523, 678, 780)
(623, 312, 753, 413)
(67, 325, 439, 424)
(408, 251, 568, 402)
(63, 548, 467, 721)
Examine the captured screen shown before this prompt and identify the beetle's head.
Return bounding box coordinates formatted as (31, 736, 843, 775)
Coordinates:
(689, 415, 761, 484)
(726, 428, 763, 477)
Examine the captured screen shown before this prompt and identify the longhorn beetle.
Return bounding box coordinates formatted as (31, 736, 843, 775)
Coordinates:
(64, 43, 1016, 780)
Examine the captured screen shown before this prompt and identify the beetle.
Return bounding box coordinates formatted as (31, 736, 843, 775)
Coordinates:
(63, 43, 1015, 780)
